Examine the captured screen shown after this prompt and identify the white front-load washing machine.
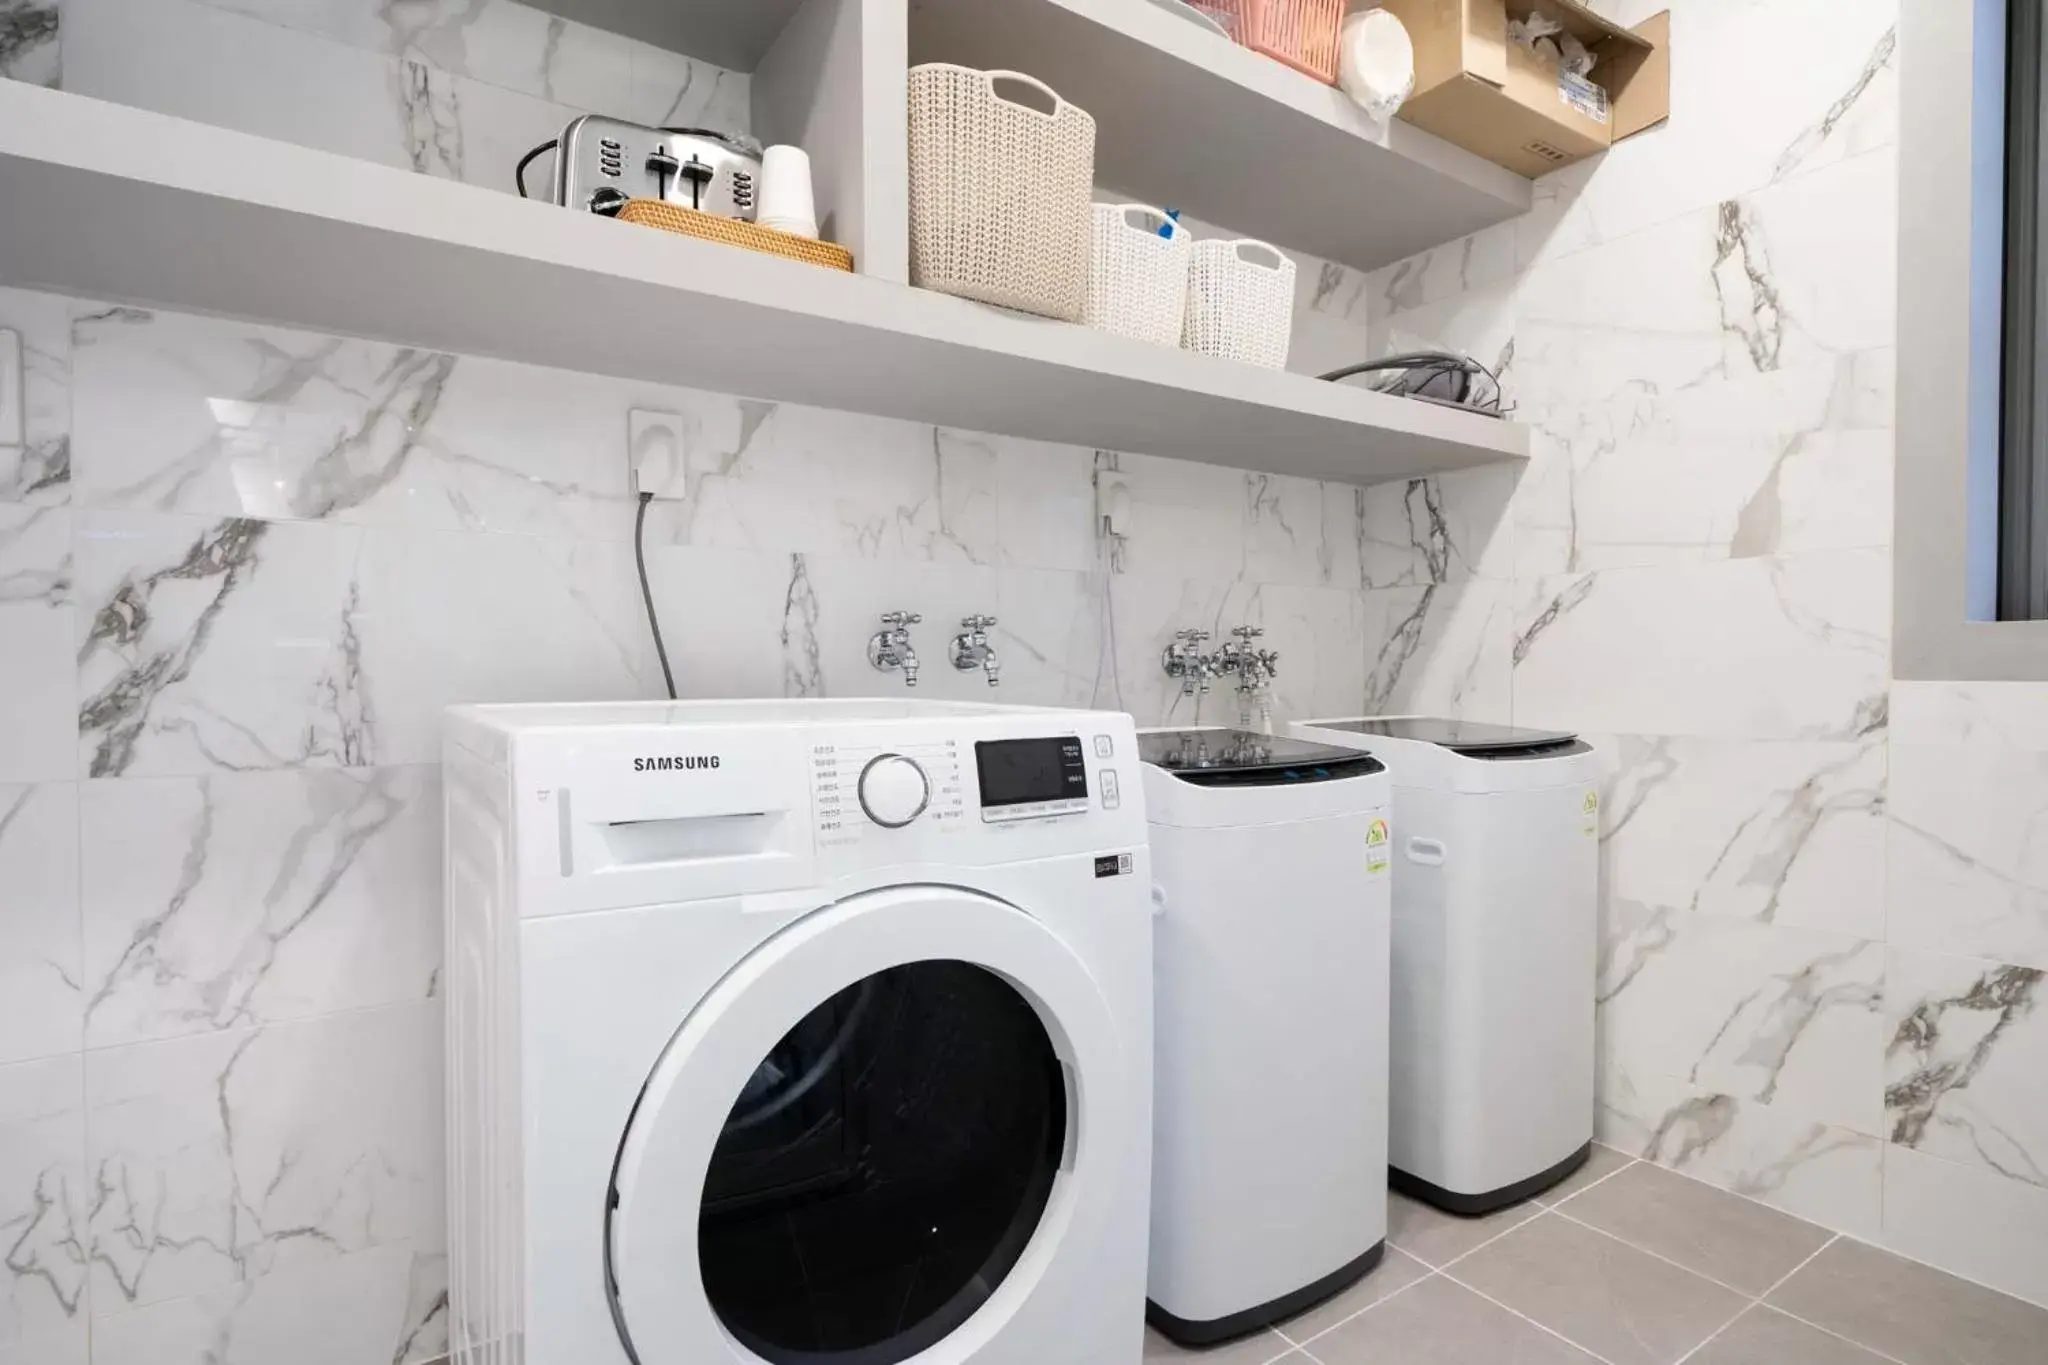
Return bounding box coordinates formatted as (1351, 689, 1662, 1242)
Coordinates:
(1291, 716, 1599, 1213)
(1138, 728, 1393, 1346)
(443, 699, 1153, 1365)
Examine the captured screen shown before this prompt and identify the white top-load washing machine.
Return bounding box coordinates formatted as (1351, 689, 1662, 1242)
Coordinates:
(443, 699, 1153, 1365)
(1138, 728, 1393, 1346)
(1290, 717, 1599, 1213)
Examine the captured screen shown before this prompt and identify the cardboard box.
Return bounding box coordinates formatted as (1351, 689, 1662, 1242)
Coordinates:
(1373, 0, 1670, 178)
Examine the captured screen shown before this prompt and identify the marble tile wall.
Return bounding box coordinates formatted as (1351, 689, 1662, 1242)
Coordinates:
(1359, 0, 2048, 1313)
(6, 2, 2048, 1362)
(58, 0, 748, 196)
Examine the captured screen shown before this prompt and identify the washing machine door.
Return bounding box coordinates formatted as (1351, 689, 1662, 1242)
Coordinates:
(607, 883, 1132, 1365)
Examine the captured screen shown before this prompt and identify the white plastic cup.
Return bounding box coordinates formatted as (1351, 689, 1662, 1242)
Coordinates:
(756, 144, 818, 238)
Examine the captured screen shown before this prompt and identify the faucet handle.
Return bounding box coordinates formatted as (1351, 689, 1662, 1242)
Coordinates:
(960, 614, 998, 630)
(880, 610, 922, 628)
(1174, 628, 1210, 645)
(1230, 625, 1264, 643)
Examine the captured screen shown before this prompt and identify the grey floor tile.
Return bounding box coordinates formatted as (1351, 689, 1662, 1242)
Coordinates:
(1278, 1246, 1432, 1344)
(1553, 1159, 1835, 1295)
(1688, 1306, 1897, 1365)
(1386, 1187, 1544, 1266)
(1305, 1272, 1603, 1365)
(1143, 1325, 1298, 1364)
(1531, 1143, 1637, 1205)
(1447, 1211, 1750, 1365)
(1766, 1237, 2048, 1365)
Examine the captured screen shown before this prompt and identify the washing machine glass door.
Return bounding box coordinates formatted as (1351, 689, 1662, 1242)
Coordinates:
(607, 883, 1127, 1365)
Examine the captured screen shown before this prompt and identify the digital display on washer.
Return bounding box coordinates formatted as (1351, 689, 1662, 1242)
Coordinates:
(975, 736, 1088, 809)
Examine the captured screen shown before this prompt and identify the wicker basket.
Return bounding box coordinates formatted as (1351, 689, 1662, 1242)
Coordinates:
(908, 64, 1097, 321)
(617, 199, 854, 272)
(1084, 204, 1193, 347)
(1189, 0, 1345, 83)
(1183, 238, 1296, 369)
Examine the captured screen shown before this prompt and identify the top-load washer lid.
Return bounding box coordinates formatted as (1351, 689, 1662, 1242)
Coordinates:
(1317, 717, 1583, 759)
(1139, 729, 1385, 787)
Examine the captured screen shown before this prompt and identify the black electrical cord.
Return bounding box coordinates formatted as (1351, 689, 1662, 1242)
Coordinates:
(1320, 352, 1507, 417)
(635, 492, 678, 700)
(514, 138, 557, 198)
(1319, 351, 1492, 385)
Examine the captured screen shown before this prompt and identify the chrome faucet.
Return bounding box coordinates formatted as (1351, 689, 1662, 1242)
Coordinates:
(949, 614, 1002, 686)
(1218, 626, 1280, 696)
(1161, 628, 1218, 696)
(867, 611, 922, 687)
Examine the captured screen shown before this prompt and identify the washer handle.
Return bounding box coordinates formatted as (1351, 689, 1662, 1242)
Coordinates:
(1406, 837, 1447, 866)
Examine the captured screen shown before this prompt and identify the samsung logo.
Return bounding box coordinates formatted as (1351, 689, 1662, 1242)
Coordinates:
(633, 755, 722, 772)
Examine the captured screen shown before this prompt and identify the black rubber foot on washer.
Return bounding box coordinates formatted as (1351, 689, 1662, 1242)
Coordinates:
(1390, 1140, 1594, 1216)
(1146, 1239, 1387, 1347)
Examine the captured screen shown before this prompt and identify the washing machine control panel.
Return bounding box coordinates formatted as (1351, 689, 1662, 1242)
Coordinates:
(812, 739, 969, 845)
(809, 730, 1104, 847)
(975, 735, 1090, 823)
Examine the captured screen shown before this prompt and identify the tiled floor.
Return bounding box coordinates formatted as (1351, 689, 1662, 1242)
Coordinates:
(1143, 1147, 2048, 1365)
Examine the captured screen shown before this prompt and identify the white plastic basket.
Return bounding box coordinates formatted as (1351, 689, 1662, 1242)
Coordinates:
(1084, 204, 1194, 346)
(1182, 238, 1297, 369)
(907, 65, 1097, 322)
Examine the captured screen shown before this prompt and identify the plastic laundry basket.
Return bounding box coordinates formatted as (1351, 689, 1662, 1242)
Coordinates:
(1084, 204, 1193, 346)
(907, 64, 1097, 321)
(1183, 238, 1296, 369)
(1188, 0, 1346, 83)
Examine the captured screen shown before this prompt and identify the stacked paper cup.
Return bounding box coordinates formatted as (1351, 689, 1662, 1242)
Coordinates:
(757, 145, 818, 238)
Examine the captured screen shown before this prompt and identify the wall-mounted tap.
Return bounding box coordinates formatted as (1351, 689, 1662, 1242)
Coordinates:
(1161, 628, 1218, 696)
(867, 611, 922, 687)
(1218, 626, 1280, 695)
(949, 614, 1002, 686)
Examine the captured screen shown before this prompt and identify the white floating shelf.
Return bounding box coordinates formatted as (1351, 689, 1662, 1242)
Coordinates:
(909, 0, 1533, 274)
(0, 84, 1527, 485)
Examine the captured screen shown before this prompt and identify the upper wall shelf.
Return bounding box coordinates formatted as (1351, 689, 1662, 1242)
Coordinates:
(0, 84, 1525, 484)
(908, 0, 1533, 273)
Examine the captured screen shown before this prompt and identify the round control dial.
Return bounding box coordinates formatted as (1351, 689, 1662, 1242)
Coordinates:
(858, 754, 931, 829)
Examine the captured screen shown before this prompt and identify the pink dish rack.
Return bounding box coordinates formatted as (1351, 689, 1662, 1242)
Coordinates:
(1187, 0, 1345, 85)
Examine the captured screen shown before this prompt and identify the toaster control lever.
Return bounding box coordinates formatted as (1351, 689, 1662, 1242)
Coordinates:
(676, 154, 714, 211)
(645, 147, 680, 199)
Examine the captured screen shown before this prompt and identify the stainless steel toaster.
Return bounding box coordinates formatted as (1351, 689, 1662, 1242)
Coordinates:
(552, 116, 762, 220)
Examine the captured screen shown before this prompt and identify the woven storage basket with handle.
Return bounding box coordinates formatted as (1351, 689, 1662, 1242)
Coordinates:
(1183, 238, 1297, 369)
(1084, 203, 1193, 347)
(908, 64, 1096, 321)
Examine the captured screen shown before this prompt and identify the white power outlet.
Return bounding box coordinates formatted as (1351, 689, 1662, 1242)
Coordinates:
(1095, 475, 1132, 540)
(628, 408, 688, 501)
(0, 329, 22, 450)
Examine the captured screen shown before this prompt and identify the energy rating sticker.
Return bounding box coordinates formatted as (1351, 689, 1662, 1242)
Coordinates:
(1366, 817, 1391, 873)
